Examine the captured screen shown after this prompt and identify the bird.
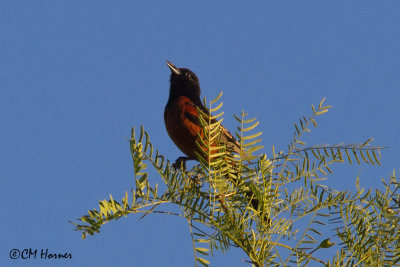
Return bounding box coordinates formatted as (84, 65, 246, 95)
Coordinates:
(164, 60, 241, 168)
(164, 61, 268, 221)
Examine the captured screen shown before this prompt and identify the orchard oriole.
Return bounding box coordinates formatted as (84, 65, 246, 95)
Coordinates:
(164, 60, 240, 168)
(164, 61, 267, 219)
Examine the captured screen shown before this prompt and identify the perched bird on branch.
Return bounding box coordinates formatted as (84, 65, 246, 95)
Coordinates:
(164, 61, 267, 220)
(164, 60, 240, 168)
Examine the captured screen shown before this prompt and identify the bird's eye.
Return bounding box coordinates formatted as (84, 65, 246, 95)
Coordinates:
(185, 72, 191, 79)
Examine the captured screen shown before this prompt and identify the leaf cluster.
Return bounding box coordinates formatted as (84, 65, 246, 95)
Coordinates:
(71, 95, 399, 266)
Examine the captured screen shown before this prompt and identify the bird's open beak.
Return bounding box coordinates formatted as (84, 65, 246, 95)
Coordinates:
(166, 60, 181, 75)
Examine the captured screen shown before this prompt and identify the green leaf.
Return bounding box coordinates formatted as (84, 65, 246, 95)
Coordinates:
(210, 101, 223, 113)
(242, 132, 262, 140)
(352, 149, 361, 164)
(195, 247, 209, 256)
(211, 91, 223, 104)
(196, 257, 210, 267)
(345, 149, 353, 164)
(315, 109, 329, 116)
(242, 121, 259, 132)
(318, 97, 326, 109)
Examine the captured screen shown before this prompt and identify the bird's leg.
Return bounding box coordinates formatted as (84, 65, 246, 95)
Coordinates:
(172, 156, 194, 170)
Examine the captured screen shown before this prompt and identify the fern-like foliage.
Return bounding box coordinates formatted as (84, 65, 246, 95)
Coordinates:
(71, 95, 399, 267)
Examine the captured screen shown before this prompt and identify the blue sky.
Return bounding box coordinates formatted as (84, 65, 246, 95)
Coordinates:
(1, 1, 399, 266)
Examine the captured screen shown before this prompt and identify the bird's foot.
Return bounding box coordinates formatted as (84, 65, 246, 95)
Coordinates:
(172, 156, 194, 170)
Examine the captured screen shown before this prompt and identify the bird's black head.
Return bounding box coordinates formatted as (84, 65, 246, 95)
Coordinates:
(166, 60, 201, 101)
